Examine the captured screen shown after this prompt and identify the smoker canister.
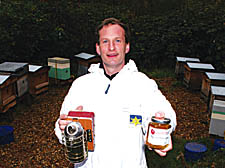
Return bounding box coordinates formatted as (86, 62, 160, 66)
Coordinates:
(63, 122, 88, 164)
(146, 116, 171, 150)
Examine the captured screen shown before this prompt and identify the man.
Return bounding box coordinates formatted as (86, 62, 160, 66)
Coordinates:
(55, 18, 176, 168)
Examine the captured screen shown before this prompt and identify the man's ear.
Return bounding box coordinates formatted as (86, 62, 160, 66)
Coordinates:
(125, 43, 130, 54)
(96, 43, 101, 55)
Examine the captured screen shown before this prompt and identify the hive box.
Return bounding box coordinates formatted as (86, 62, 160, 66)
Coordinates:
(48, 57, 70, 80)
(208, 86, 225, 113)
(183, 62, 215, 90)
(71, 52, 101, 77)
(0, 62, 29, 98)
(201, 72, 225, 102)
(0, 74, 17, 113)
(175, 57, 200, 79)
(28, 65, 50, 96)
(209, 100, 225, 137)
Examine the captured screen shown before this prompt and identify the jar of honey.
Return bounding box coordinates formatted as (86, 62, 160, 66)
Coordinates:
(146, 116, 171, 150)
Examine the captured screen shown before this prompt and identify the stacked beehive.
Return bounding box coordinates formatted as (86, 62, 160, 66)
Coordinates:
(175, 56, 225, 138)
(0, 62, 50, 118)
(48, 57, 71, 80)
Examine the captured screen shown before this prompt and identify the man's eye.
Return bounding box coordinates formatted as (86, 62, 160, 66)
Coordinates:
(116, 39, 121, 43)
(102, 40, 108, 43)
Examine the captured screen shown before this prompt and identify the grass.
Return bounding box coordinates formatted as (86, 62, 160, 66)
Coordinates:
(142, 68, 176, 79)
(142, 67, 185, 91)
(146, 136, 225, 168)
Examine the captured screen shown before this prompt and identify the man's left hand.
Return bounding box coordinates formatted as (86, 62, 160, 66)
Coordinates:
(148, 136, 172, 157)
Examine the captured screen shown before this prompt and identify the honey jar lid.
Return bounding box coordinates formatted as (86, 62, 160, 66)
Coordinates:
(151, 116, 171, 124)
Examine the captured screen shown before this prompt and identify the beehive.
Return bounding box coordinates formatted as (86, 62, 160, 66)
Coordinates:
(0, 74, 17, 113)
(71, 52, 101, 77)
(48, 57, 70, 80)
(201, 72, 225, 102)
(28, 65, 50, 97)
(175, 57, 200, 79)
(183, 62, 215, 90)
(209, 99, 225, 137)
(0, 62, 29, 98)
(208, 86, 225, 113)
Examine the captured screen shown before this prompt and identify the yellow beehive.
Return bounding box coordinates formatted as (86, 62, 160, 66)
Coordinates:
(48, 57, 70, 80)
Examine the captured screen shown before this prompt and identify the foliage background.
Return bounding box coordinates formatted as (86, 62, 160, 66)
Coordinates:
(0, 0, 225, 71)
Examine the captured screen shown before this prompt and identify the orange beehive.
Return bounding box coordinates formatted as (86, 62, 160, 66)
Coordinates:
(175, 57, 200, 79)
(183, 62, 215, 90)
(201, 72, 225, 102)
(0, 74, 17, 113)
(28, 65, 50, 97)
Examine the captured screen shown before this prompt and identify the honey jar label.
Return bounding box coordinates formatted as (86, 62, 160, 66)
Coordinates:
(147, 126, 170, 146)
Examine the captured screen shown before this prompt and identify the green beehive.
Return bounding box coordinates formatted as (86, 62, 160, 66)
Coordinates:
(48, 57, 70, 80)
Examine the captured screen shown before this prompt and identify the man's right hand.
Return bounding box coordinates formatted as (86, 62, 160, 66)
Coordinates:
(58, 114, 70, 132)
(58, 105, 84, 132)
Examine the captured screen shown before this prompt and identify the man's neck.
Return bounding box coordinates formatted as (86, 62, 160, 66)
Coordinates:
(103, 60, 127, 76)
(104, 71, 118, 80)
(100, 63, 123, 80)
(103, 66, 123, 76)
(100, 59, 128, 79)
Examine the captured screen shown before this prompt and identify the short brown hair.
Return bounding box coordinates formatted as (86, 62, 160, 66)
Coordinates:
(95, 18, 130, 44)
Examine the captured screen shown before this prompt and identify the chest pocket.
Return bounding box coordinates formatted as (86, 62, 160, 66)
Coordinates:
(129, 114, 143, 127)
(121, 104, 144, 129)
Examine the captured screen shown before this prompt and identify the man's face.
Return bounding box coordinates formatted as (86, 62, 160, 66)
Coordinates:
(96, 24, 130, 75)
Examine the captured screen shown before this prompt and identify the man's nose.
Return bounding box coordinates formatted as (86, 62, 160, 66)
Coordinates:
(109, 41, 115, 51)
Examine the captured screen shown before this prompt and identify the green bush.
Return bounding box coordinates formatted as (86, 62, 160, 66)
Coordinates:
(0, 0, 224, 71)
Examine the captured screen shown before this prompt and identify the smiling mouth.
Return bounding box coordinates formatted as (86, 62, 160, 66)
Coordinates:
(107, 53, 118, 57)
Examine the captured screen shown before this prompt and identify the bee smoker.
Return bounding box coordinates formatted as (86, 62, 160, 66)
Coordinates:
(63, 111, 95, 164)
(63, 122, 88, 164)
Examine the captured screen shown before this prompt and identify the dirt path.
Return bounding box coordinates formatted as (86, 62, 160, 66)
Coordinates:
(155, 77, 209, 140)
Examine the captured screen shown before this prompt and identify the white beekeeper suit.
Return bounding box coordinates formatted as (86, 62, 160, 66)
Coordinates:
(55, 59, 176, 168)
